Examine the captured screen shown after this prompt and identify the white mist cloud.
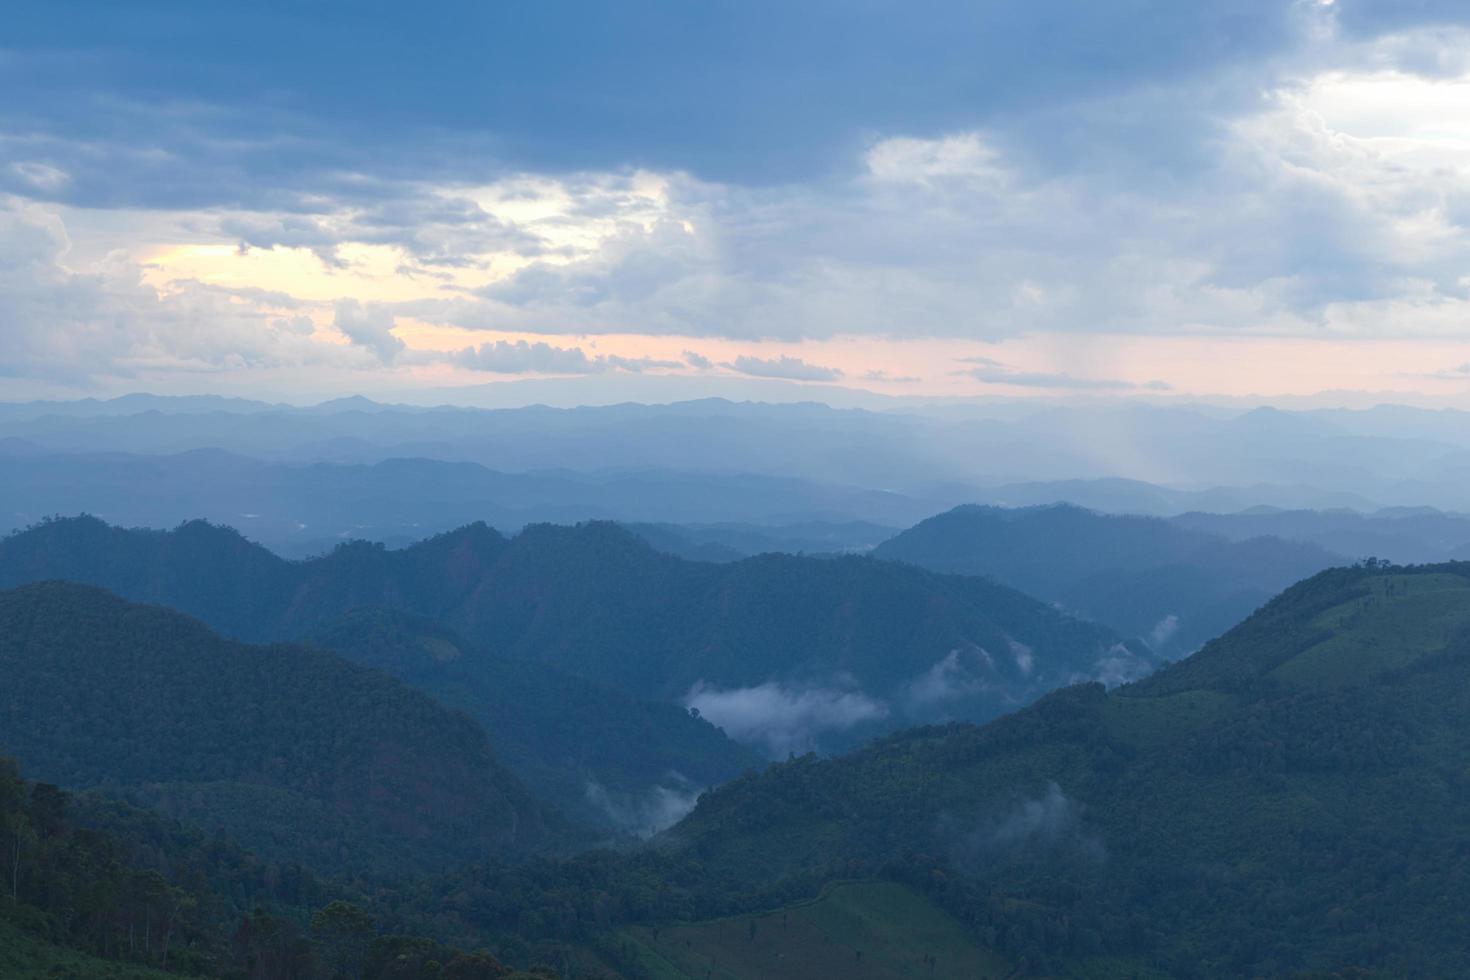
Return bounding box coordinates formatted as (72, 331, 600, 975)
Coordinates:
(991, 782, 1105, 859)
(904, 648, 995, 710)
(947, 781, 1106, 867)
(1092, 643, 1156, 688)
(584, 775, 702, 838)
(684, 680, 889, 758)
(1008, 639, 1035, 676)
(1150, 613, 1181, 649)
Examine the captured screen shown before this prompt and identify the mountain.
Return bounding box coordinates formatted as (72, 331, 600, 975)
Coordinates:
(659, 559, 1470, 976)
(0, 581, 550, 873)
(0, 449, 940, 553)
(0, 749, 319, 978)
(0, 516, 1149, 760)
(1172, 505, 1470, 565)
(964, 476, 1384, 515)
(874, 503, 1342, 657)
(623, 519, 894, 561)
(11, 396, 1470, 511)
(306, 609, 761, 834)
(0, 746, 570, 979)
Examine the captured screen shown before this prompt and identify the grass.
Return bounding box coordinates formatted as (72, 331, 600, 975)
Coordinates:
(1272, 573, 1470, 686)
(623, 880, 1012, 980)
(0, 919, 185, 980)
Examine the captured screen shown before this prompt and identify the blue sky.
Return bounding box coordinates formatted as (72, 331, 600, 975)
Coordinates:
(7, 0, 1470, 403)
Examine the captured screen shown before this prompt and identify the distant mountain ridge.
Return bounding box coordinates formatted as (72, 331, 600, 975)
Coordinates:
(1172, 506, 1470, 564)
(874, 503, 1343, 656)
(10, 395, 1470, 511)
(0, 449, 936, 552)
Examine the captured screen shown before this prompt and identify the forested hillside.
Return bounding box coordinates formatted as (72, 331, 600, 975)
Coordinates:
(0, 582, 550, 873)
(0, 749, 564, 979)
(0, 517, 1147, 759)
(874, 503, 1341, 656)
(654, 560, 1470, 976)
(307, 610, 762, 832)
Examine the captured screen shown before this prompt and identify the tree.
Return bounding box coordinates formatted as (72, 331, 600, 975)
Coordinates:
(7, 811, 35, 902)
(313, 900, 376, 980)
(28, 782, 68, 837)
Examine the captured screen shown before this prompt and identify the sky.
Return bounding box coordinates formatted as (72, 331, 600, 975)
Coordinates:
(7, 0, 1470, 405)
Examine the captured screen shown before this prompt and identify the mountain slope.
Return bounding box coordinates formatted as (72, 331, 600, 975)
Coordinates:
(874, 503, 1342, 656)
(661, 560, 1470, 976)
(307, 609, 762, 833)
(0, 516, 1149, 758)
(0, 582, 549, 873)
(0, 518, 757, 827)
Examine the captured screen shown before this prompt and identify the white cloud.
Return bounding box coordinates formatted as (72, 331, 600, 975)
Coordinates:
(904, 648, 994, 710)
(1092, 644, 1155, 688)
(452, 339, 597, 374)
(451, 339, 682, 375)
(684, 680, 889, 758)
(727, 354, 844, 381)
(584, 775, 701, 838)
(0, 199, 368, 383)
(1149, 614, 1181, 648)
(11, 23, 1470, 393)
(332, 299, 403, 363)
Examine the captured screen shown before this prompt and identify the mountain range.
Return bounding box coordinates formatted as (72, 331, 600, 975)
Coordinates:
(12, 395, 1470, 511)
(0, 516, 1145, 810)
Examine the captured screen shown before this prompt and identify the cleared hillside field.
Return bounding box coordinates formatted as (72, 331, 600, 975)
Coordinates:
(1271, 573, 1470, 685)
(624, 880, 1012, 980)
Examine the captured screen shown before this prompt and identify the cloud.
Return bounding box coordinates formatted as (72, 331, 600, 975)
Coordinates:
(218, 195, 541, 269)
(584, 775, 701, 838)
(9, 3, 1470, 394)
(0, 1, 1327, 206)
(451, 339, 681, 375)
(991, 783, 1094, 850)
(603, 353, 685, 373)
(1149, 614, 1181, 649)
(727, 355, 844, 382)
(683, 350, 713, 370)
(1008, 639, 1034, 676)
(962, 360, 1171, 391)
(1091, 643, 1155, 688)
(684, 680, 889, 758)
(945, 782, 1106, 868)
(333, 300, 403, 363)
(472, 216, 705, 310)
(0, 199, 368, 384)
(1419, 362, 1470, 381)
(453, 339, 597, 374)
(864, 369, 921, 383)
(904, 648, 995, 710)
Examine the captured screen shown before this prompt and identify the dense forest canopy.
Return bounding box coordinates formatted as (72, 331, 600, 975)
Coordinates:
(0, 581, 550, 874)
